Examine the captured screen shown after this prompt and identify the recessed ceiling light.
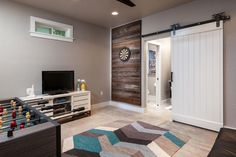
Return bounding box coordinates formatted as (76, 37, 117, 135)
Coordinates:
(111, 11, 119, 16)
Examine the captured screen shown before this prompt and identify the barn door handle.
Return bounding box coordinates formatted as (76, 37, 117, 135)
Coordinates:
(171, 72, 173, 82)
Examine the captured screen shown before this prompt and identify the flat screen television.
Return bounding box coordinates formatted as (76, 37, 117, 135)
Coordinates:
(42, 71, 74, 95)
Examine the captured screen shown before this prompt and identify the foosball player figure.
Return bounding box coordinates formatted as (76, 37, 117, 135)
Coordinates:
(18, 106, 23, 116)
(12, 101, 17, 109)
(7, 128, 13, 137)
(0, 117, 3, 129)
(3, 109, 8, 116)
(30, 110, 35, 119)
(26, 112, 31, 126)
(2, 109, 8, 121)
(0, 104, 3, 116)
(10, 120, 17, 129)
(20, 122, 25, 129)
(10, 100, 14, 107)
(12, 110, 16, 119)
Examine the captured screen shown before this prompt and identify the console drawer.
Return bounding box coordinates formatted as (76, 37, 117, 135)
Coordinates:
(73, 105, 89, 110)
(73, 99, 89, 106)
(73, 95, 89, 102)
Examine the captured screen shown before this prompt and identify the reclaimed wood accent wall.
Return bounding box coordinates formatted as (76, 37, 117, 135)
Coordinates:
(112, 20, 142, 106)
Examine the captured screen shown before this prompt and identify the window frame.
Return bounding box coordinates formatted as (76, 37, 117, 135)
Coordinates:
(30, 16, 74, 42)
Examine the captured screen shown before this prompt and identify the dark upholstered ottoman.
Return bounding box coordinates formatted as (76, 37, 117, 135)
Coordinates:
(208, 128, 236, 157)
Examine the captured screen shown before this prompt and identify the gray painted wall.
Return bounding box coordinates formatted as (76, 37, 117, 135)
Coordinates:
(0, 0, 110, 104)
(142, 0, 236, 128)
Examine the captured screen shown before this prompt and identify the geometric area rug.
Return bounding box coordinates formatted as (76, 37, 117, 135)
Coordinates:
(62, 120, 190, 157)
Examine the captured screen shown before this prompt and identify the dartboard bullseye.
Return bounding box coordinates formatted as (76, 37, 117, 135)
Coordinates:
(119, 47, 131, 62)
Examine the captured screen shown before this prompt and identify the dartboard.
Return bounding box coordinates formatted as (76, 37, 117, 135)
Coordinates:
(119, 47, 131, 62)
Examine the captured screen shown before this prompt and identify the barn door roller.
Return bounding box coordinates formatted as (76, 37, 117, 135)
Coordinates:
(213, 12, 231, 27)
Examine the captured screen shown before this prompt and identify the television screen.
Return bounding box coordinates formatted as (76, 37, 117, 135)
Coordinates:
(42, 71, 74, 94)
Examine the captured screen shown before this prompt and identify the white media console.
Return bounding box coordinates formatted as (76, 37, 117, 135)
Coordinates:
(20, 91, 91, 122)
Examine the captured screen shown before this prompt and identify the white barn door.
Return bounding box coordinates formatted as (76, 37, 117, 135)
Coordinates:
(171, 21, 223, 131)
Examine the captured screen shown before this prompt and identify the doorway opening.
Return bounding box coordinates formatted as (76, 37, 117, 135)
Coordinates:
(143, 37, 172, 115)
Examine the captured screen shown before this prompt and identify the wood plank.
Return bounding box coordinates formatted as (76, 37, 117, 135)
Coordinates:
(112, 20, 141, 106)
(112, 71, 140, 77)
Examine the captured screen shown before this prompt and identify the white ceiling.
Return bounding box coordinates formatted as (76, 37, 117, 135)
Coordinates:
(13, 0, 194, 28)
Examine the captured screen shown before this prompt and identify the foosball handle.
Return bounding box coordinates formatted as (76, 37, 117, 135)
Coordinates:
(7, 129, 13, 137)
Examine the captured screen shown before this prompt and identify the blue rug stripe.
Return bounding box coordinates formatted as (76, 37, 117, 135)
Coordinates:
(88, 129, 120, 145)
(164, 132, 185, 147)
(73, 135, 102, 153)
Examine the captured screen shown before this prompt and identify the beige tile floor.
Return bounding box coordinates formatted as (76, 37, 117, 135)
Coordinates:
(61, 102, 217, 157)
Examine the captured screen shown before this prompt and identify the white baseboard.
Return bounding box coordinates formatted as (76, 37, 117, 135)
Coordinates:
(223, 126, 236, 130)
(173, 114, 223, 132)
(161, 98, 171, 103)
(109, 101, 145, 113)
(92, 101, 109, 109)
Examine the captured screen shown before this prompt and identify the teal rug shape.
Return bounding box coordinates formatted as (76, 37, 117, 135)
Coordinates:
(73, 134, 102, 153)
(164, 132, 185, 147)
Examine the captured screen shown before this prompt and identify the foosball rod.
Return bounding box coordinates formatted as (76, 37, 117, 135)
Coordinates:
(0, 102, 20, 107)
(0, 109, 27, 116)
(49, 107, 85, 119)
(1, 112, 22, 119)
(0, 105, 24, 110)
(0, 118, 41, 130)
(0, 110, 30, 120)
(2, 115, 26, 123)
(2, 112, 34, 123)
(40, 107, 66, 114)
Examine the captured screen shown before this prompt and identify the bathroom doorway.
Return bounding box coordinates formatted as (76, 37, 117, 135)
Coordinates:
(145, 37, 172, 111)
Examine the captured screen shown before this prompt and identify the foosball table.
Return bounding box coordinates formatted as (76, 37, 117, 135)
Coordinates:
(0, 98, 46, 134)
(0, 98, 61, 157)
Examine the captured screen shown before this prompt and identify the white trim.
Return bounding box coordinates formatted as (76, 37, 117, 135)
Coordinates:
(156, 43, 161, 106)
(109, 101, 145, 113)
(141, 38, 147, 108)
(173, 113, 223, 132)
(109, 28, 112, 100)
(92, 101, 146, 113)
(161, 98, 171, 103)
(30, 32, 74, 42)
(91, 101, 110, 109)
(223, 126, 236, 130)
(20, 91, 90, 101)
(30, 16, 74, 42)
